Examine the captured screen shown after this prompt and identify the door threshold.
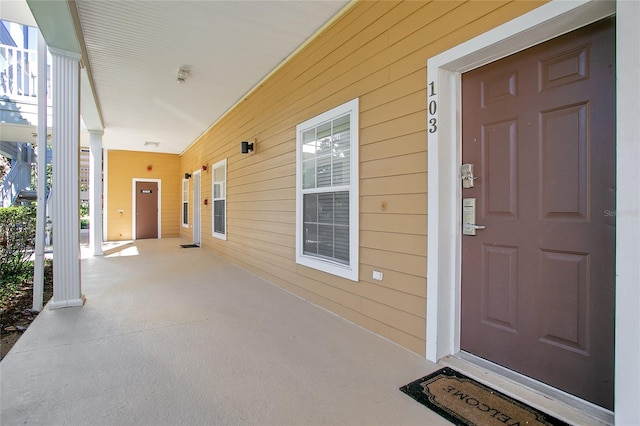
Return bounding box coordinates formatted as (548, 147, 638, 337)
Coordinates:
(441, 353, 613, 426)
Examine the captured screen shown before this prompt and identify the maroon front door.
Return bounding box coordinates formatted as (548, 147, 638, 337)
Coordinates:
(135, 181, 158, 239)
(460, 18, 615, 409)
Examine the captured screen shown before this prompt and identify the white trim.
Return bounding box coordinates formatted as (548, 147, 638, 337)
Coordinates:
(131, 178, 161, 240)
(211, 158, 227, 241)
(103, 149, 109, 242)
(614, 1, 640, 423)
(192, 169, 201, 245)
(426, 0, 628, 420)
(295, 98, 359, 282)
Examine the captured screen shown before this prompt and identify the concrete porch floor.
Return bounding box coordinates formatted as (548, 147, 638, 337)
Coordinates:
(1, 237, 449, 425)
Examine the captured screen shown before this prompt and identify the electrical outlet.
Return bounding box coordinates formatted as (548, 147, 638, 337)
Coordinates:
(372, 270, 383, 281)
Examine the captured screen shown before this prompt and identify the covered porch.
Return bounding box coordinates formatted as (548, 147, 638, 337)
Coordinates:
(1, 238, 445, 425)
(1, 238, 602, 425)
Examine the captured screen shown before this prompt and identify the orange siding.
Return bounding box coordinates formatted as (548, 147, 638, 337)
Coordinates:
(107, 150, 181, 240)
(179, 0, 545, 355)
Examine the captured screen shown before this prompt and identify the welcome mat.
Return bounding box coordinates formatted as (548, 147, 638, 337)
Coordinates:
(400, 367, 569, 426)
(180, 244, 199, 248)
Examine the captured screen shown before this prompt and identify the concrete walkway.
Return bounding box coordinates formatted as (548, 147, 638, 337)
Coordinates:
(1, 238, 448, 425)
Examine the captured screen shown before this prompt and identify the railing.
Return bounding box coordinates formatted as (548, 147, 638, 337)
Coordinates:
(1, 160, 31, 207)
(0, 43, 50, 102)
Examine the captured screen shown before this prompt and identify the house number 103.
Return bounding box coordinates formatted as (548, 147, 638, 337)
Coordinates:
(428, 81, 437, 133)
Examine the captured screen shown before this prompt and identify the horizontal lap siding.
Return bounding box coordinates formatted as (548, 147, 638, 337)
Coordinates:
(107, 151, 181, 240)
(180, 0, 544, 355)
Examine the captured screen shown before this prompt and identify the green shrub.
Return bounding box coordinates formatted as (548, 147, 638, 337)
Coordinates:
(0, 206, 36, 302)
(80, 201, 89, 219)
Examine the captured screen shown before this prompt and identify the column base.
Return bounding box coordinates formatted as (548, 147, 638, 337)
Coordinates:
(49, 295, 86, 310)
(90, 246, 104, 256)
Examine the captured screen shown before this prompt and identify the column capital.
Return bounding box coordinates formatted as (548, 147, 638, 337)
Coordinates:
(48, 46, 82, 61)
(88, 129, 105, 137)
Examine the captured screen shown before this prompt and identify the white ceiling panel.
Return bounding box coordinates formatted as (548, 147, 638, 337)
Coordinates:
(74, 0, 349, 154)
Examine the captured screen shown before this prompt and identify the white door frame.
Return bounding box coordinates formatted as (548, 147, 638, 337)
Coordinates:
(131, 178, 161, 240)
(426, 0, 639, 422)
(103, 149, 109, 242)
(192, 169, 201, 245)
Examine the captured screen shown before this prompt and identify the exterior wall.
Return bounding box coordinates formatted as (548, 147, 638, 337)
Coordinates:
(180, 0, 544, 355)
(106, 150, 180, 240)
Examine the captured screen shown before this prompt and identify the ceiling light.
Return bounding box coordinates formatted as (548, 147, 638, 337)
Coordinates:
(177, 66, 190, 84)
(144, 141, 160, 147)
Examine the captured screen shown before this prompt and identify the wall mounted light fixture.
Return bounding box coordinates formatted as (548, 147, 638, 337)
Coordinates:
(202, 164, 207, 171)
(241, 141, 254, 154)
(184, 173, 191, 179)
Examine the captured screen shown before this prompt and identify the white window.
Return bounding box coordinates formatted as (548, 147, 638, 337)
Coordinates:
(212, 159, 227, 240)
(181, 179, 189, 227)
(296, 98, 359, 281)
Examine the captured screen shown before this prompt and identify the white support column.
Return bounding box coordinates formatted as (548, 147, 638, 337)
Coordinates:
(32, 30, 48, 312)
(49, 48, 85, 310)
(89, 130, 104, 256)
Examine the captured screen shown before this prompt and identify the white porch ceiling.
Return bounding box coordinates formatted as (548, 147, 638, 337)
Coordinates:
(72, 0, 350, 154)
(5, 0, 349, 151)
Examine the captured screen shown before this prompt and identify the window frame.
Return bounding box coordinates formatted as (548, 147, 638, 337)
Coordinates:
(211, 158, 227, 241)
(181, 178, 189, 228)
(295, 98, 359, 281)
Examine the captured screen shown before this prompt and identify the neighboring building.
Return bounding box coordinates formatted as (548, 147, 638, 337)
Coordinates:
(21, 0, 640, 424)
(0, 18, 52, 206)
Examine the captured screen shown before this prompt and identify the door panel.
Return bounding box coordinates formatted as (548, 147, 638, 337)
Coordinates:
(461, 18, 615, 409)
(484, 120, 517, 217)
(540, 103, 589, 219)
(482, 244, 518, 332)
(538, 250, 589, 354)
(135, 181, 158, 239)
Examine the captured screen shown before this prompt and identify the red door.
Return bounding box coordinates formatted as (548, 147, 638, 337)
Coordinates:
(461, 18, 615, 409)
(135, 181, 158, 239)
